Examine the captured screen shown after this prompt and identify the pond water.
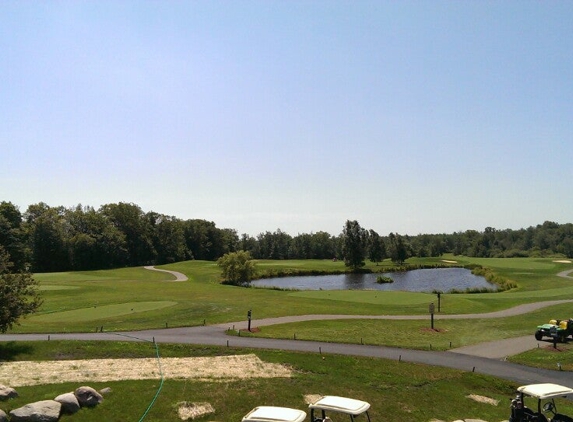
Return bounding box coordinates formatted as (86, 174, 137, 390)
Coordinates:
(251, 268, 497, 293)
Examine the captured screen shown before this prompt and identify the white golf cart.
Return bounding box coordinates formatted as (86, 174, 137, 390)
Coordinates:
(510, 383, 573, 422)
(308, 395, 371, 422)
(242, 406, 307, 422)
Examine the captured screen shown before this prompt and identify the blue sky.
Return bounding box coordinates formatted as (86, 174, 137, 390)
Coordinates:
(2, 1, 572, 237)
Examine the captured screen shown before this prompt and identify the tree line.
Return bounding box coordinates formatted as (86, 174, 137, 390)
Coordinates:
(1, 201, 572, 273)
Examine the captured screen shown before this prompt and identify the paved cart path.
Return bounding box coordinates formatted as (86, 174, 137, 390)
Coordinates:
(144, 266, 188, 281)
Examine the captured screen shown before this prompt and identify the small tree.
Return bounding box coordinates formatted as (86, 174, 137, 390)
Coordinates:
(0, 246, 43, 333)
(217, 250, 257, 286)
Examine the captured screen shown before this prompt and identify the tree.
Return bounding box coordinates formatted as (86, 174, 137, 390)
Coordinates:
(217, 250, 257, 285)
(388, 232, 409, 264)
(100, 203, 156, 266)
(0, 246, 42, 332)
(66, 205, 128, 270)
(24, 203, 69, 272)
(147, 212, 188, 264)
(367, 229, 386, 265)
(342, 220, 367, 270)
(0, 201, 27, 271)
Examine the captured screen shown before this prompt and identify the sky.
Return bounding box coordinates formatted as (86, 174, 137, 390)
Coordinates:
(2, 1, 572, 237)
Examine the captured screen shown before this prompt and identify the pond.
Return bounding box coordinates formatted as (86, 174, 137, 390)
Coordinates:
(251, 267, 497, 293)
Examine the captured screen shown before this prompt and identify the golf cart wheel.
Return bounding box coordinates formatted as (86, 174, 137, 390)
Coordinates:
(535, 331, 543, 341)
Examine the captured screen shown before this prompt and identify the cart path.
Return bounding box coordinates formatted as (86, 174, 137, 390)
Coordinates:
(144, 266, 188, 281)
(212, 299, 573, 330)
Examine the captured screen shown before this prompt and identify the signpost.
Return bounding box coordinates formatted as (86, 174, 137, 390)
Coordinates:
(429, 302, 435, 330)
(247, 309, 252, 332)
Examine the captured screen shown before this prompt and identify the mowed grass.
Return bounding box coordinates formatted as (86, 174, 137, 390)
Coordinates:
(14, 256, 573, 335)
(240, 301, 573, 350)
(0, 340, 561, 422)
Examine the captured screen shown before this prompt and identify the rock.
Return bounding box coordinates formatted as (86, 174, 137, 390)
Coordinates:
(9, 399, 61, 422)
(0, 385, 18, 400)
(0, 409, 8, 422)
(74, 386, 103, 407)
(99, 387, 112, 395)
(54, 392, 80, 414)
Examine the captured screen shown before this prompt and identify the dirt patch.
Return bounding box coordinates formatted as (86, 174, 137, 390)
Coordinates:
(554, 260, 572, 264)
(177, 402, 215, 420)
(304, 394, 322, 405)
(421, 328, 448, 333)
(0, 354, 293, 387)
(467, 394, 499, 406)
(441, 260, 458, 264)
(239, 327, 261, 333)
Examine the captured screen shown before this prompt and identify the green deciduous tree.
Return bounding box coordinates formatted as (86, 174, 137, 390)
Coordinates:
(368, 229, 386, 265)
(100, 202, 156, 266)
(216, 250, 257, 285)
(0, 201, 28, 271)
(0, 246, 42, 333)
(24, 203, 69, 272)
(342, 220, 367, 270)
(388, 232, 409, 264)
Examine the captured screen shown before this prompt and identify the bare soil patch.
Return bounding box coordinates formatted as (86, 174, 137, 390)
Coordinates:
(0, 354, 292, 387)
(177, 401, 215, 420)
(466, 394, 499, 406)
(421, 327, 448, 333)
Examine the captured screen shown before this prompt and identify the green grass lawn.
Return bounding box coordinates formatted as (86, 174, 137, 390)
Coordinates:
(0, 341, 557, 422)
(237, 301, 573, 350)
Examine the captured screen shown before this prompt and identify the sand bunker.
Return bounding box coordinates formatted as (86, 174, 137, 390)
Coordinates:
(0, 354, 293, 387)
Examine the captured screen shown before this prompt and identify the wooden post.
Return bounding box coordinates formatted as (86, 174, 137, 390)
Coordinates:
(429, 302, 435, 330)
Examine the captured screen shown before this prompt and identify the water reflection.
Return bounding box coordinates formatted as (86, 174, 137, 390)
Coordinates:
(251, 268, 497, 293)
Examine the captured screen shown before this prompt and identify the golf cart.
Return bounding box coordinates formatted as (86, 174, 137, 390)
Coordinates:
(535, 319, 573, 342)
(242, 406, 306, 422)
(509, 383, 573, 422)
(308, 395, 371, 422)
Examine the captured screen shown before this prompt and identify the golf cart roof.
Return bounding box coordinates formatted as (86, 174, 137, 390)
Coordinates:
(517, 384, 573, 400)
(242, 406, 307, 422)
(309, 395, 371, 416)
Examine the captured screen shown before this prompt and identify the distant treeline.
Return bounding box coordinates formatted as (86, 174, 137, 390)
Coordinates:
(0, 201, 572, 273)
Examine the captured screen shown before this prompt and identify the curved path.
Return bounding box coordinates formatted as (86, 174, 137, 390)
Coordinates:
(144, 266, 188, 281)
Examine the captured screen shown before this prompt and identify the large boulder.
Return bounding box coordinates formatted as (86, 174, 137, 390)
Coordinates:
(54, 392, 80, 414)
(0, 385, 18, 400)
(9, 399, 61, 422)
(74, 386, 103, 407)
(0, 409, 8, 422)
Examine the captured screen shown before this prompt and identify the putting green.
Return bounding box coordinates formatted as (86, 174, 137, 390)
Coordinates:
(34, 301, 178, 322)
